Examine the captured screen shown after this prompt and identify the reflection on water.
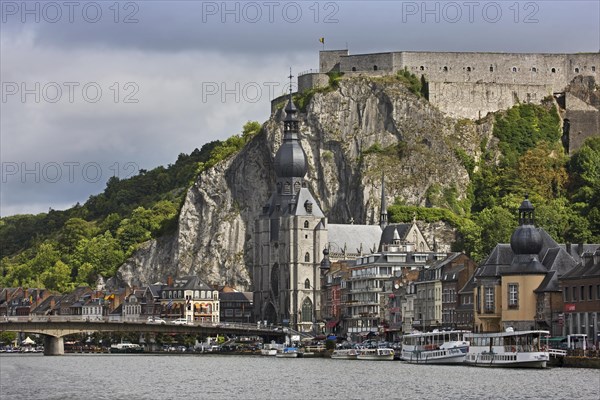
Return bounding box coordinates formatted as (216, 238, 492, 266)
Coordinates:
(1, 354, 599, 400)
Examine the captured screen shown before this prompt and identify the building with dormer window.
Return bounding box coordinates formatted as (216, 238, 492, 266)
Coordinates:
(159, 276, 219, 323)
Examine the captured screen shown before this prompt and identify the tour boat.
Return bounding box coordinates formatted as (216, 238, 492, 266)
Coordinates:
(260, 343, 283, 356)
(463, 329, 549, 368)
(401, 330, 470, 364)
(330, 348, 358, 360)
(356, 347, 395, 361)
(275, 347, 299, 358)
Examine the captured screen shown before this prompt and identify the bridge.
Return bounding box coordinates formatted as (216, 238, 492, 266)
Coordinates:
(0, 316, 286, 356)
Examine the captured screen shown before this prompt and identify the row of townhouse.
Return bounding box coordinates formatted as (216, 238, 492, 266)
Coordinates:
(320, 197, 600, 345)
(1, 276, 254, 325)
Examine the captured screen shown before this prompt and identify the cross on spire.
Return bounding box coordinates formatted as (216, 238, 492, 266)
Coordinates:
(288, 68, 294, 96)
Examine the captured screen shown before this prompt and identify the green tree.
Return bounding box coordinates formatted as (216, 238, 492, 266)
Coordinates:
(474, 206, 517, 258)
(40, 260, 73, 292)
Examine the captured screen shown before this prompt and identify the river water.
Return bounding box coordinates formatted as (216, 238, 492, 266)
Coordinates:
(1, 354, 599, 400)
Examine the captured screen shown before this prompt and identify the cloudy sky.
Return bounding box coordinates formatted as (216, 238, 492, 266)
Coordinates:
(1, 0, 599, 216)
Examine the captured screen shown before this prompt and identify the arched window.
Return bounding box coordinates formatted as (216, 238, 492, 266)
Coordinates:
(305, 252, 310, 262)
(304, 221, 309, 229)
(420, 66, 424, 71)
(443, 66, 448, 72)
(294, 181, 301, 193)
(351, 67, 356, 72)
(532, 67, 537, 73)
(271, 263, 280, 296)
(373, 65, 378, 71)
(551, 68, 556, 73)
(466, 67, 471, 72)
(575, 67, 580, 73)
(305, 279, 311, 289)
(512, 67, 517, 72)
(301, 298, 313, 322)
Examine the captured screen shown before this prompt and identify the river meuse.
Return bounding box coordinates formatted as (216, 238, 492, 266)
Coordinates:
(1, 353, 599, 400)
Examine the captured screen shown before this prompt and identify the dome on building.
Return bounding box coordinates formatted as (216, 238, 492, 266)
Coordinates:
(274, 136, 308, 177)
(510, 225, 543, 255)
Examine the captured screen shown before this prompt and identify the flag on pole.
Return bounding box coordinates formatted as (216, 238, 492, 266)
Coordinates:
(319, 37, 324, 44)
(167, 299, 173, 309)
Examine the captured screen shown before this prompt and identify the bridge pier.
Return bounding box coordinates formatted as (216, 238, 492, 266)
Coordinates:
(44, 336, 64, 356)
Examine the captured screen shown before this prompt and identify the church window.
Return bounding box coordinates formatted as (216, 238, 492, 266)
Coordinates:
(575, 67, 580, 73)
(484, 287, 494, 312)
(305, 279, 310, 289)
(373, 65, 378, 71)
(351, 67, 356, 72)
(508, 284, 518, 308)
(271, 264, 280, 296)
(301, 298, 313, 322)
(304, 221, 309, 229)
(305, 252, 310, 262)
(551, 68, 556, 73)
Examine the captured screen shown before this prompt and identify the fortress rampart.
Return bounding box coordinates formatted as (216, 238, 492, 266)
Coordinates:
(293, 50, 599, 151)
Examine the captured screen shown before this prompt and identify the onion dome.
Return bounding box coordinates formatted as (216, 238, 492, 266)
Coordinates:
(273, 75, 308, 178)
(510, 195, 543, 256)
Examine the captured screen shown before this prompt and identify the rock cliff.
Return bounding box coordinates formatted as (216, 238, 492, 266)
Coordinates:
(116, 76, 493, 289)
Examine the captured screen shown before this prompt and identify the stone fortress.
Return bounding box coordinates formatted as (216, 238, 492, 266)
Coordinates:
(297, 50, 600, 152)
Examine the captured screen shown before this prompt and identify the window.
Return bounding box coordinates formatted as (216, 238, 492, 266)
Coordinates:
(373, 65, 378, 71)
(564, 286, 570, 302)
(573, 286, 578, 301)
(532, 67, 537, 73)
(466, 67, 471, 72)
(225, 309, 233, 317)
(443, 66, 448, 72)
(592, 66, 596, 72)
(489, 66, 494, 72)
(575, 67, 580, 73)
(301, 298, 313, 322)
(589, 285, 593, 301)
(305, 252, 310, 262)
(420, 66, 424, 71)
(305, 279, 310, 289)
(484, 287, 495, 312)
(304, 221, 309, 229)
(512, 67, 517, 72)
(508, 284, 518, 308)
(581, 286, 585, 301)
(351, 67, 356, 72)
(551, 68, 556, 73)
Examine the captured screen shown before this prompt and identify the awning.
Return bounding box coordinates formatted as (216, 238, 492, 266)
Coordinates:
(326, 320, 340, 328)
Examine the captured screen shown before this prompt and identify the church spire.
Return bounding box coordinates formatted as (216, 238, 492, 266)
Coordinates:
(379, 173, 388, 229)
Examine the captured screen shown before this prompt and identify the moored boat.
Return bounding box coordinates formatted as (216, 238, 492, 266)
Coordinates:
(463, 329, 549, 368)
(356, 347, 394, 361)
(109, 342, 144, 354)
(330, 348, 358, 360)
(401, 330, 470, 364)
(275, 347, 299, 358)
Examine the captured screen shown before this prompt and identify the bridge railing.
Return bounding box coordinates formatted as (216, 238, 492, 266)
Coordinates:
(1, 316, 283, 333)
(548, 348, 567, 357)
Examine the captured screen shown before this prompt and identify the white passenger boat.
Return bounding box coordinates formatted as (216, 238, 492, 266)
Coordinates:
(330, 348, 358, 360)
(401, 330, 470, 364)
(463, 329, 549, 368)
(260, 343, 283, 356)
(275, 347, 299, 358)
(356, 347, 394, 361)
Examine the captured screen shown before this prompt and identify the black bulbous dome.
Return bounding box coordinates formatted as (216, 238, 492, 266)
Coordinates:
(274, 140, 308, 178)
(510, 224, 543, 255)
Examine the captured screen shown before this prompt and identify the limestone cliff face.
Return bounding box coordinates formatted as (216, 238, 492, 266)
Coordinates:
(117, 77, 493, 289)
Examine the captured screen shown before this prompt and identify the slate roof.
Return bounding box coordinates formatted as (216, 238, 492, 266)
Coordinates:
(165, 276, 213, 291)
(379, 223, 412, 251)
(328, 224, 382, 255)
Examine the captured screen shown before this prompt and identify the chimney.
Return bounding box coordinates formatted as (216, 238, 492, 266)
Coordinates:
(50, 297, 55, 311)
(566, 243, 571, 254)
(167, 276, 173, 286)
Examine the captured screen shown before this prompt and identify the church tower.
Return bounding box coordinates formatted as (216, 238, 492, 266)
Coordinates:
(253, 73, 328, 332)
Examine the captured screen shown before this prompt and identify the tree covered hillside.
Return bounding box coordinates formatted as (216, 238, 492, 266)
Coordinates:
(0, 122, 261, 291)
